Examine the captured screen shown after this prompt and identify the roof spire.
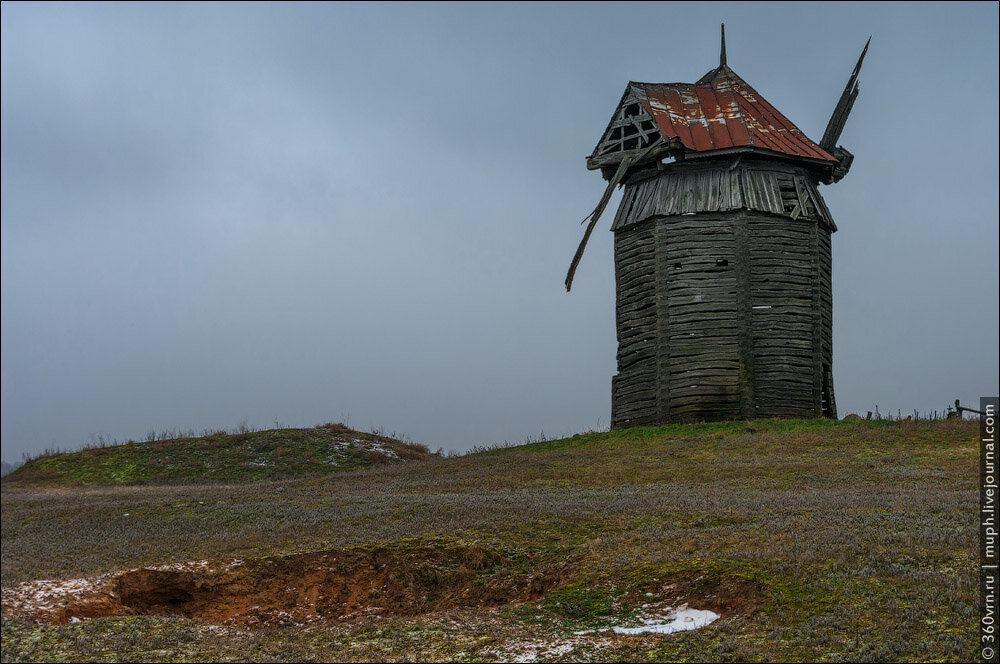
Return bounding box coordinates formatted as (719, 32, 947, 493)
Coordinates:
(720, 23, 727, 67)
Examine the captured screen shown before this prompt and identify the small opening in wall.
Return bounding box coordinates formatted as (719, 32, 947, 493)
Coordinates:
(674, 263, 682, 270)
(716, 258, 729, 267)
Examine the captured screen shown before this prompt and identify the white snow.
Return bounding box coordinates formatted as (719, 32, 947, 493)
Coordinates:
(574, 603, 720, 637)
(366, 441, 399, 459)
(149, 558, 244, 573)
(498, 638, 588, 663)
(325, 437, 399, 463)
(2, 557, 254, 621)
(610, 605, 719, 634)
(1, 574, 114, 615)
(492, 603, 721, 662)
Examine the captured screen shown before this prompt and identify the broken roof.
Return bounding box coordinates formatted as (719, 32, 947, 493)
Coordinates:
(589, 64, 837, 170)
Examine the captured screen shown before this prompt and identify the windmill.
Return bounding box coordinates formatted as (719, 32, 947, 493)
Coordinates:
(567, 26, 869, 427)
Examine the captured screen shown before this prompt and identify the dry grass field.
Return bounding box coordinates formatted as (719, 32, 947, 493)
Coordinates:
(0, 418, 979, 662)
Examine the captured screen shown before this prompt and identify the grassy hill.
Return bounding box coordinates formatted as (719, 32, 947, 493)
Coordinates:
(2, 423, 436, 485)
(0, 417, 979, 662)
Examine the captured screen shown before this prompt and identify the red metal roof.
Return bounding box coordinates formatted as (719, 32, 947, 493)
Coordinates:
(632, 65, 836, 162)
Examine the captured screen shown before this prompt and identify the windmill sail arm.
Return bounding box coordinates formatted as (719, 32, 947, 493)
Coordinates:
(565, 155, 634, 292)
(819, 37, 869, 154)
(820, 82, 859, 151)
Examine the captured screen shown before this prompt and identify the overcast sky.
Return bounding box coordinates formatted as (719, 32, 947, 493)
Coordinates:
(2, 2, 998, 460)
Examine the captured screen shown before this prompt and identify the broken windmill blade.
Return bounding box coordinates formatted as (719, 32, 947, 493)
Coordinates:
(566, 135, 673, 291)
(563, 154, 632, 292)
(819, 37, 870, 153)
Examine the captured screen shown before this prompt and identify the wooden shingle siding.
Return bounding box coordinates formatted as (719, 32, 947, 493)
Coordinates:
(612, 161, 835, 231)
(610, 160, 836, 426)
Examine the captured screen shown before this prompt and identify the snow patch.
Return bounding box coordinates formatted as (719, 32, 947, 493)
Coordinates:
(493, 638, 589, 663)
(490, 604, 719, 662)
(574, 603, 720, 636)
(611, 605, 719, 634)
(148, 558, 244, 573)
(325, 437, 400, 463)
(1, 574, 114, 614)
(2, 558, 249, 619)
(366, 442, 399, 459)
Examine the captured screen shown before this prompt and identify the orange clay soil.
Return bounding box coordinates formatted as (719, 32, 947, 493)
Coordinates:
(3, 544, 765, 628)
(5, 545, 577, 626)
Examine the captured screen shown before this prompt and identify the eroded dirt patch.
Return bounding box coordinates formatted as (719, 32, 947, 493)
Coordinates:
(3, 544, 575, 626)
(3, 547, 767, 634)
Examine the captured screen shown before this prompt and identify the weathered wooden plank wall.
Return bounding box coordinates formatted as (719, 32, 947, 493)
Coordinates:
(612, 220, 659, 426)
(658, 213, 740, 421)
(610, 158, 837, 428)
(819, 228, 836, 417)
(748, 214, 817, 417)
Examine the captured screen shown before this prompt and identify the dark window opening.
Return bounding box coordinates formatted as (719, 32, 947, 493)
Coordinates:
(778, 176, 798, 214)
(716, 258, 729, 267)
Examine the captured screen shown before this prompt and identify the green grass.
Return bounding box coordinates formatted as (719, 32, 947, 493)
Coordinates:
(1, 417, 980, 662)
(2, 424, 436, 486)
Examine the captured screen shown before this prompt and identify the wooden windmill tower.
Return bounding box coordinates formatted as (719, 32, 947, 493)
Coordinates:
(566, 27, 869, 428)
